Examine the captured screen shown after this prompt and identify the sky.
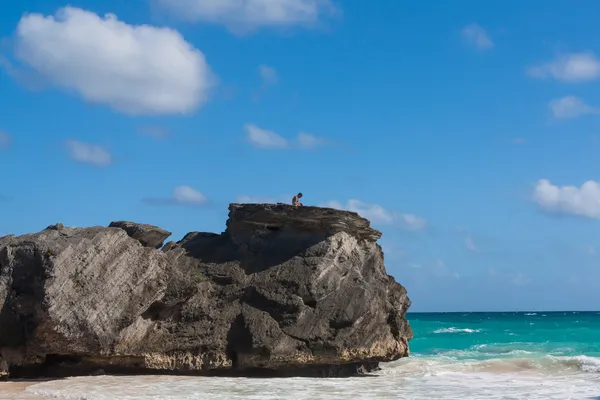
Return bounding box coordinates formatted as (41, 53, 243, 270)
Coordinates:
(1, 0, 600, 312)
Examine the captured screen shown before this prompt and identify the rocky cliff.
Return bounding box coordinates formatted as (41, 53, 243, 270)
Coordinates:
(0, 203, 413, 378)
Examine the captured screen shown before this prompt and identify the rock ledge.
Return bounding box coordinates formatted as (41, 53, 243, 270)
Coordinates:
(0, 203, 412, 378)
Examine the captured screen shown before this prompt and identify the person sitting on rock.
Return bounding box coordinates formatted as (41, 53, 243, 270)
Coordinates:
(292, 192, 303, 207)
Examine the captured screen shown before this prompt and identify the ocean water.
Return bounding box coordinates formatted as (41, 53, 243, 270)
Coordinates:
(15, 312, 600, 399)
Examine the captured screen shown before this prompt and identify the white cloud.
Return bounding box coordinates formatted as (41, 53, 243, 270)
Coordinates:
(245, 124, 288, 148)
(528, 52, 600, 82)
(154, 0, 337, 33)
(244, 124, 326, 150)
(397, 213, 428, 231)
(13, 7, 214, 115)
(549, 96, 597, 119)
(66, 140, 112, 167)
(461, 23, 493, 50)
(0, 131, 11, 149)
(237, 195, 277, 203)
(259, 65, 278, 85)
(144, 185, 208, 207)
(321, 199, 427, 230)
(0, 55, 46, 90)
(172, 186, 207, 205)
(334, 200, 394, 224)
(296, 132, 323, 149)
(321, 200, 391, 223)
(533, 179, 600, 219)
(254, 65, 279, 99)
(464, 236, 479, 252)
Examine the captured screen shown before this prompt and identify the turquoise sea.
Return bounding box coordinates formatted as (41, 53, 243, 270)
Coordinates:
(9, 312, 600, 400)
(410, 311, 600, 361)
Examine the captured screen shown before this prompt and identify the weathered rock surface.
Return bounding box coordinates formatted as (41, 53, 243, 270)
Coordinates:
(0, 203, 412, 378)
(108, 221, 172, 249)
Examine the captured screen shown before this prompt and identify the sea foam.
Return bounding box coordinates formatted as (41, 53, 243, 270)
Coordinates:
(433, 327, 481, 334)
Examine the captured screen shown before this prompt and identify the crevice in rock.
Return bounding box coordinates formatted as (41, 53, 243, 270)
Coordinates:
(209, 275, 235, 286)
(302, 297, 317, 308)
(225, 313, 253, 369)
(44, 353, 83, 366)
(387, 312, 401, 340)
(141, 300, 184, 321)
(329, 319, 354, 330)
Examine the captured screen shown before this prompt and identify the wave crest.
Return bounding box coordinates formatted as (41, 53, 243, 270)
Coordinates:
(433, 327, 481, 334)
(552, 355, 600, 373)
(380, 354, 600, 376)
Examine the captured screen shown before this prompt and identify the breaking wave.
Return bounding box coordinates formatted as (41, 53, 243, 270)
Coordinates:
(433, 327, 481, 334)
(380, 354, 600, 376)
(23, 355, 600, 400)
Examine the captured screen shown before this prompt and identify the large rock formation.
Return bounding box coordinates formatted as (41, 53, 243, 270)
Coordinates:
(0, 204, 413, 378)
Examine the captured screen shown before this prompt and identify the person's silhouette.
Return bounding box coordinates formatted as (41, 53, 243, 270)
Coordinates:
(292, 192, 303, 207)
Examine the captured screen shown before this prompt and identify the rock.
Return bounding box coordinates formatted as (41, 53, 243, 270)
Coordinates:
(108, 221, 172, 249)
(226, 203, 382, 243)
(161, 241, 178, 252)
(46, 223, 64, 231)
(0, 203, 412, 378)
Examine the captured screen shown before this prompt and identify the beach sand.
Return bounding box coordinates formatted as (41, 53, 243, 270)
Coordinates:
(0, 381, 49, 400)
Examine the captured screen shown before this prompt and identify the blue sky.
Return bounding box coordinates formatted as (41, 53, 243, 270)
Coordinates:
(1, 0, 600, 312)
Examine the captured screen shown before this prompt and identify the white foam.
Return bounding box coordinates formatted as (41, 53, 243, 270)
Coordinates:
(22, 368, 600, 400)
(505, 350, 533, 355)
(19, 356, 600, 400)
(551, 355, 600, 373)
(386, 353, 600, 375)
(433, 327, 481, 334)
